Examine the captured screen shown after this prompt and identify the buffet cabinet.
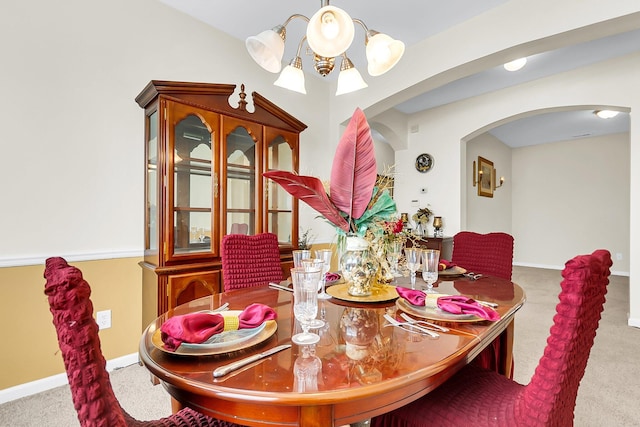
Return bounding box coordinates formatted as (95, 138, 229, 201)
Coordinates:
(135, 81, 306, 325)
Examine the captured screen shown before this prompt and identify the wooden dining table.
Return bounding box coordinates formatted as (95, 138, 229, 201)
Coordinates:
(139, 275, 525, 427)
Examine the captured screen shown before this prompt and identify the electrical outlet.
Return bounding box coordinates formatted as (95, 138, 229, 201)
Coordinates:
(96, 310, 112, 330)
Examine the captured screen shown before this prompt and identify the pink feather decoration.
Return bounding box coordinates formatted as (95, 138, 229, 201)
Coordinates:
(262, 171, 350, 231)
(329, 108, 378, 221)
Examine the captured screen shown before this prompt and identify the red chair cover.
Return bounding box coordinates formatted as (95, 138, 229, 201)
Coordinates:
(452, 231, 514, 280)
(371, 249, 612, 427)
(44, 257, 243, 427)
(451, 231, 514, 372)
(221, 232, 284, 291)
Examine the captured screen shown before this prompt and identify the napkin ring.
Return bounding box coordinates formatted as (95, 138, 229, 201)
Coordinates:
(223, 316, 239, 331)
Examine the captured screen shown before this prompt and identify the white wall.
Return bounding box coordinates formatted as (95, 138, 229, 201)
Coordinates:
(512, 133, 630, 272)
(387, 53, 639, 324)
(0, 0, 331, 265)
(465, 133, 512, 234)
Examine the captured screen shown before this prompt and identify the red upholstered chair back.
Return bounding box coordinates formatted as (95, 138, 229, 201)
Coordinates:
(221, 232, 284, 291)
(519, 249, 612, 425)
(44, 257, 240, 427)
(452, 231, 514, 280)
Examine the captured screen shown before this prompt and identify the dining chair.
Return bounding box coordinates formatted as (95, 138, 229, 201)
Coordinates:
(220, 232, 284, 291)
(44, 257, 244, 427)
(371, 249, 612, 427)
(451, 231, 515, 374)
(451, 231, 514, 280)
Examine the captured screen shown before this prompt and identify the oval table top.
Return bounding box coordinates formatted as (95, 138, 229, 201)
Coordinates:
(139, 276, 525, 427)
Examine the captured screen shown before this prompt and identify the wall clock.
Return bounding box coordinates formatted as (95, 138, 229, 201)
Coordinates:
(415, 153, 434, 173)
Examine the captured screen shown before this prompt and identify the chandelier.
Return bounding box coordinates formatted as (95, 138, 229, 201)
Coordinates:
(245, 1, 405, 96)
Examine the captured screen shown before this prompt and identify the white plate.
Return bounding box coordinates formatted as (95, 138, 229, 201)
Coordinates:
(180, 322, 266, 350)
(152, 310, 277, 355)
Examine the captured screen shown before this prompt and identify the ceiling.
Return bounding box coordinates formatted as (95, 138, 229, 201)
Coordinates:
(158, 0, 635, 147)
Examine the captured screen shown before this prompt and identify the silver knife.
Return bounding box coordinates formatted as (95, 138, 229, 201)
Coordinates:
(268, 282, 293, 293)
(212, 344, 291, 378)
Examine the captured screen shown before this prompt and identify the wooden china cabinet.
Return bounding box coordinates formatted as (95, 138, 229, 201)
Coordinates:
(135, 81, 306, 326)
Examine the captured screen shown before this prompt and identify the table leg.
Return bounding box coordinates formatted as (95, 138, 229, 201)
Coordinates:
(299, 405, 337, 427)
(499, 318, 515, 379)
(171, 397, 184, 414)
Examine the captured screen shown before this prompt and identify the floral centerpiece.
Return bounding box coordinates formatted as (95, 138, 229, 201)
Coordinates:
(264, 108, 397, 296)
(412, 207, 433, 236)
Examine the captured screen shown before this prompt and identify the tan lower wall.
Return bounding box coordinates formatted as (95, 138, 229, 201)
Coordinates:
(1, 249, 338, 390)
(0, 257, 143, 390)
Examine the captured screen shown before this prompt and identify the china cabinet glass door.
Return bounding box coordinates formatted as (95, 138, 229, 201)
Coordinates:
(223, 118, 262, 236)
(266, 128, 298, 245)
(145, 109, 159, 254)
(167, 101, 220, 259)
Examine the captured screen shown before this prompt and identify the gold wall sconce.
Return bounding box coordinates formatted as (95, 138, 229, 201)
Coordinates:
(473, 156, 505, 198)
(432, 216, 443, 237)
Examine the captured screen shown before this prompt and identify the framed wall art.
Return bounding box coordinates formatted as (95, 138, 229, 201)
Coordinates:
(476, 156, 494, 198)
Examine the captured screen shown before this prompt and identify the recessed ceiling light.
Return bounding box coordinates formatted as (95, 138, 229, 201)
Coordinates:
(503, 58, 527, 72)
(594, 110, 619, 119)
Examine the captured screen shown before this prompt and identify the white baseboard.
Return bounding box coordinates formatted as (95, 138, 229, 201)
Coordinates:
(628, 317, 640, 329)
(0, 353, 139, 405)
(513, 261, 564, 270)
(513, 261, 629, 277)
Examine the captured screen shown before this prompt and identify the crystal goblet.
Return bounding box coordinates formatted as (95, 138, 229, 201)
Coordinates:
(315, 249, 333, 300)
(292, 250, 311, 268)
(300, 258, 326, 329)
(421, 249, 440, 293)
(386, 240, 404, 276)
(404, 248, 422, 289)
(290, 267, 322, 345)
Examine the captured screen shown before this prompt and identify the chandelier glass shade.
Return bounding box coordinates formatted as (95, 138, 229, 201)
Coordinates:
(245, 1, 404, 95)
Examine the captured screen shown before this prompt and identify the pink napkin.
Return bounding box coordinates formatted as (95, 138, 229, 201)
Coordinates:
(437, 295, 500, 321)
(396, 287, 427, 306)
(325, 272, 341, 282)
(438, 259, 456, 271)
(160, 303, 276, 351)
(396, 287, 500, 321)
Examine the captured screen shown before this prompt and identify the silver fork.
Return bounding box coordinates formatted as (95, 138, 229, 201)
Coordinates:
(383, 314, 439, 338)
(399, 313, 449, 332)
(211, 302, 230, 312)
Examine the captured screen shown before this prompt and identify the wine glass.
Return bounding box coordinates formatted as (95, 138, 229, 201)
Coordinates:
(293, 344, 322, 392)
(386, 240, 403, 277)
(404, 248, 422, 289)
(290, 267, 322, 345)
(315, 249, 333, 300)
(421, 249, 440, 293)
(300, 258, 326, 329)
(293, 250, 311, 268)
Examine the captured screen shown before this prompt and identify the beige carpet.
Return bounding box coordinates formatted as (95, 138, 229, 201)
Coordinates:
(1, 266, 638, 426)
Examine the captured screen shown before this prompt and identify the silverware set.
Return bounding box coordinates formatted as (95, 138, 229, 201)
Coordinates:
(383, 314, 440, 338)
(399, 313, 449, 332)
(213, 344, 291, 378)
(268, 282, 293, 292)
(212, 285, 499, 377)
